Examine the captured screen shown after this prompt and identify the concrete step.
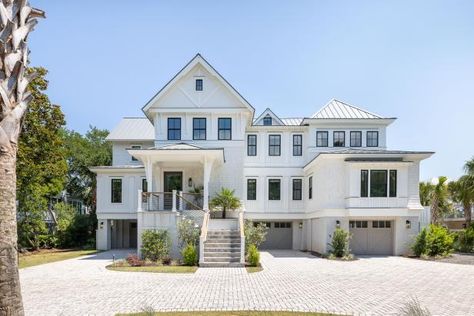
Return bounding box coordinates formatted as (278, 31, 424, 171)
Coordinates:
(203, 257, 241, 263)
(204, 242, 241, 248)
(199, 262, 244, 268)
(205, 238, 241, 243)
(204, 251, 241, 258)
(203, 247, 241, 253)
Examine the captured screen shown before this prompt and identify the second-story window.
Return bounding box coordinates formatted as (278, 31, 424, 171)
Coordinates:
(316, 131, 328, 147)
(167, 118, 181, 140)
(360, 170, 368, 197)
(292, 179, 302, 200)
(389, 170, 397, 197)
(247, 135, 257, 156)
(293, 134, 302, 156)
(333, 131, 345, 147)
(263, 115, 272, 126)
(268, 179, 281, 200)
(130, 145, 141, 161)
(247, 179, 257, 200)
(193, 118, 206, 140)
(367, 131, 379, 147)
(218, 118, 232, 140)
(370, 170, 388, 197)
(111, 179, 122, 203)
(350, 131, 362, 147)
(309, 176, 313, 199)
(268, 135, 281, 156)
(195, 78, 203, 91)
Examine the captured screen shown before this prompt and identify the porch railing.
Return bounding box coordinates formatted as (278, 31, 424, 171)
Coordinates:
(139, 190, 204, 212)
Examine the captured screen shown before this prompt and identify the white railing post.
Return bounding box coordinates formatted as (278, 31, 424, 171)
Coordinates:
(178, 191, 184, 211)
(199, 211, 210, 265)
(239, 210, 245, 264)
(137, 189, 142, 211)
(172, 189, 177, 212)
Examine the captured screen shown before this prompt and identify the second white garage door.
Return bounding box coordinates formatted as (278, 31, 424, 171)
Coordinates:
(260, 222, 293, 249)
(349, 220, 393, 255)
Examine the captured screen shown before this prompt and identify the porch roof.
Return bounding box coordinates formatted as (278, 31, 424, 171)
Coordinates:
(127, 143, 225, 164)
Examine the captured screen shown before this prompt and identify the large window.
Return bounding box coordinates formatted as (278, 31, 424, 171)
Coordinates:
(167, 118, 181, 140)
(293, 134, 302, 156)
(111, 179, 122, 203)
(130, 145, 141, 161)
(389, 170, 397, 197)
(268, 179, 281, 200)
(193, 118, 206, 140)
(370, 170, 388, 197)
(263, 116, 272, 126)
(367, 131, 379, 147)
(309, 176, 313, 199)
(333, 131, 345, 147)
(247, 179, 257, 200)
(195, 78, 203, 91)
(247, 135, 257, 156)
(316, 131, 328, 147)
(350, 131, 362, 147)
(218, 118, 232, 140)
(268, 135, 281, 156)
(292, 179, 302, 200)
(360, 170, 368, 197)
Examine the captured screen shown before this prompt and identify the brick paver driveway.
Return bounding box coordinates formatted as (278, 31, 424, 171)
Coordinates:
(20, 250, 474, 315)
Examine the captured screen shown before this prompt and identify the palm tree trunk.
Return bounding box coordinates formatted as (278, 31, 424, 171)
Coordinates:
(0, 149, 24, 315)
(464, 201, 472, 226)
(223, 206, 226, 219)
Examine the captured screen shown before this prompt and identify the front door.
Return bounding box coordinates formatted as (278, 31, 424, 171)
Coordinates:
(163, 172, 183, 210)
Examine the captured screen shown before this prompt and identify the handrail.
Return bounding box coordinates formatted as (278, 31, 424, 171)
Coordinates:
(238, 210, 245, 264)
(199, 210, 210, 265)
(178, 194, 203, 211)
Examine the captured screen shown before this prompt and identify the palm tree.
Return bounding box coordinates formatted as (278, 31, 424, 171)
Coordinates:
(465, 156, 474, 175)
(449, 176, 474, 225)
(419, 181, 435, 206)
(430, 176, 452, 224)
(210, 188, 241, 219)
(0, 2, 44, 314)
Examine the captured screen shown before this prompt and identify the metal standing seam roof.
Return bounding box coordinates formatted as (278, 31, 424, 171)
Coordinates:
(106, 117, 154, 141)
(311, 99, 383, 119)
(280, 118, 304, 126)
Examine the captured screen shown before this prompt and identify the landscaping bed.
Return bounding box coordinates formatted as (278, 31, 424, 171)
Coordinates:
(408, 252, 474, 265)
(246, 264, 263, 273)
(107, 263, 198, 273)
(19, 248, 97, 269)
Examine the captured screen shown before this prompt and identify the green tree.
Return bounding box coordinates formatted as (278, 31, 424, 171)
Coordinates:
(419, 181, 435, 207)
(430, 176, 452, 224)
(209, 188, 241, 219)
(17, 67, 67, 249)
(465, 156, 474, 175)
(449, 176, 474, 225)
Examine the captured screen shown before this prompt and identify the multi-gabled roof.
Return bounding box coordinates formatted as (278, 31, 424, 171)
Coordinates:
(311, 99, 384, 119)
(106, 117, 154, 141)
(253, 108, 285, 126)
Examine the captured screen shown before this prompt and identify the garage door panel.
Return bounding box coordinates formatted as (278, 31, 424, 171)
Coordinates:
(260, 222, 293, 249)
(349, 220, 393, 255)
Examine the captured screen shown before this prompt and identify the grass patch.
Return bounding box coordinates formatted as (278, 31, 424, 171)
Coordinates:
(19, 249, 97, 269)
(246, 265, 263, 273)
(117, 312, 336, 316)
(107, 264, 198, 274)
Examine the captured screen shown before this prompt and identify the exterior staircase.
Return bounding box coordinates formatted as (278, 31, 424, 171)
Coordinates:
(200, 229, 244, 267)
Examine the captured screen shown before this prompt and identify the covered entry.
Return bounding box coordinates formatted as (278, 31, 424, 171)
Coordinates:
(260, 221, 293, 249)
(349, 220, 393, 255)
(111, 220, 137, 249)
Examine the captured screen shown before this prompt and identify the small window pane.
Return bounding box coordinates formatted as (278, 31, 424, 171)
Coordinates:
(268, 179, 281, 200)
(389, 170, 397, 197)
(247, 135, 257, 156)
(131, 145, 141, 161)
(367, 131, 379, 147)
(361, 170, 368, 197)
(167, 118, 181, 140)
(269, 135, 281, 156)
(193, 118, 206, 140)
(362, 221, 368, 228)
(218, 118, 232, 140)
(263, 116, 272, 126)
(142, 179, 148, 192)
(111, 179, 122, 203)
(316, 131, 328, 147)
(350, 131, 362, 147)
(385, 221, 391, 228)
(349, 221, 355, 228)
(370, 170, 388, 197)
(247, 179, 257, 200)
(309, 176, 313, 199)
(333, 131, 345, 147)
(195, 79, 203, 91)
(293, 134, 302, 156)
(292, 179, 302, 200)
(373, 221, 379, 228)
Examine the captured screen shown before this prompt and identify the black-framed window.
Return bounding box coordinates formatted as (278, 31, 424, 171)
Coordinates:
(111, 179, 122, 203)
(373, 220, 391, 228)
(367, 131, 379, 147)
(370, 170, 387, 197)
(309, 176, 313, 199)
(193, 118, 206, 140)
(292, 179, 302, 200)
(293, 134, 302, 156)
(316, 131, 328, 147)
(350, 131, 362, 147)
(195, 79, 203, 91)
(247, 179, 257, 200)
(333, 131, 345, 147)
(268, 179, 281, 200)
(361, 170, 368, 197)
(142, 178, 148, 192)
(263, 116, 272, 126)
(130, 145, 141, 161)
(167, 118, 181, 140)
(268, 135, 281, 156)
(389, 170, 397, 197)
(247, 134, 257, 156)
(218, 118, 232, 140)
(275, 222, 292, 228)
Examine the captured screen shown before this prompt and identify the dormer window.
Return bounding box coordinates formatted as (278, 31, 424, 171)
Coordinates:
(263, 115, 272, 126)
(195, 79, 203, 91)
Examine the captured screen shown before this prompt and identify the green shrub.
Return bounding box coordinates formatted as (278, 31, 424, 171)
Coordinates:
(141, 229, 171, 262)
(328, 228, 351, 258)
(182, 244, 198, 266)
(244, 220, 268, 253)
(455, 223, 474, 253)
(247, 244, 260, 267)
(412, 224, 454, 257)
(177, 218, 200, 247)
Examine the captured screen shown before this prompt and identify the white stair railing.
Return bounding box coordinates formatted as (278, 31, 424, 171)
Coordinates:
(199, 211, 210, 265)
(238, 209, 245, 265)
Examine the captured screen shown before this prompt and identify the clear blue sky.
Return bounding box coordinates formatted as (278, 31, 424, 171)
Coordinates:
(30, 0, 474, 181)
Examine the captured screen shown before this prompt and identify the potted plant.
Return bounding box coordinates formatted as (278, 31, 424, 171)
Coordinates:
(209, 188, 241, 219)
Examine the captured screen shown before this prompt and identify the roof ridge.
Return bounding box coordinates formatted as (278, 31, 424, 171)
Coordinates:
(332, 98, 382, 119)
(312, 98, 384, 119)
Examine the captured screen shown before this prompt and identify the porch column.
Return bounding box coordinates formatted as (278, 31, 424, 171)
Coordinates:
(144, 158, 154, 191)
(203, 157, 214, 211)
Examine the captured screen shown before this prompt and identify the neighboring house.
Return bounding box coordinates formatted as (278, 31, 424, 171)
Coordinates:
(91, 54, 433, 259)
(444, 204, 473, 231)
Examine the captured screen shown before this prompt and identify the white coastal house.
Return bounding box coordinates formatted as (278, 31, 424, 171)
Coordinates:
(91, 54, 433, 265)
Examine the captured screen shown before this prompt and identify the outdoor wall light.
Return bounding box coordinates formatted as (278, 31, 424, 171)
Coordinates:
(336, 220, 341, 228)
(188, 177, 193, 187)
(99, 221, 104, 229)
(299, 222, 303, 229)
(406, 220, 411, 229)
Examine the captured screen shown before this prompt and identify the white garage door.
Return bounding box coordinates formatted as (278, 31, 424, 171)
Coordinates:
(260, 222, 293, 249)
(349, 220, 393, 255)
